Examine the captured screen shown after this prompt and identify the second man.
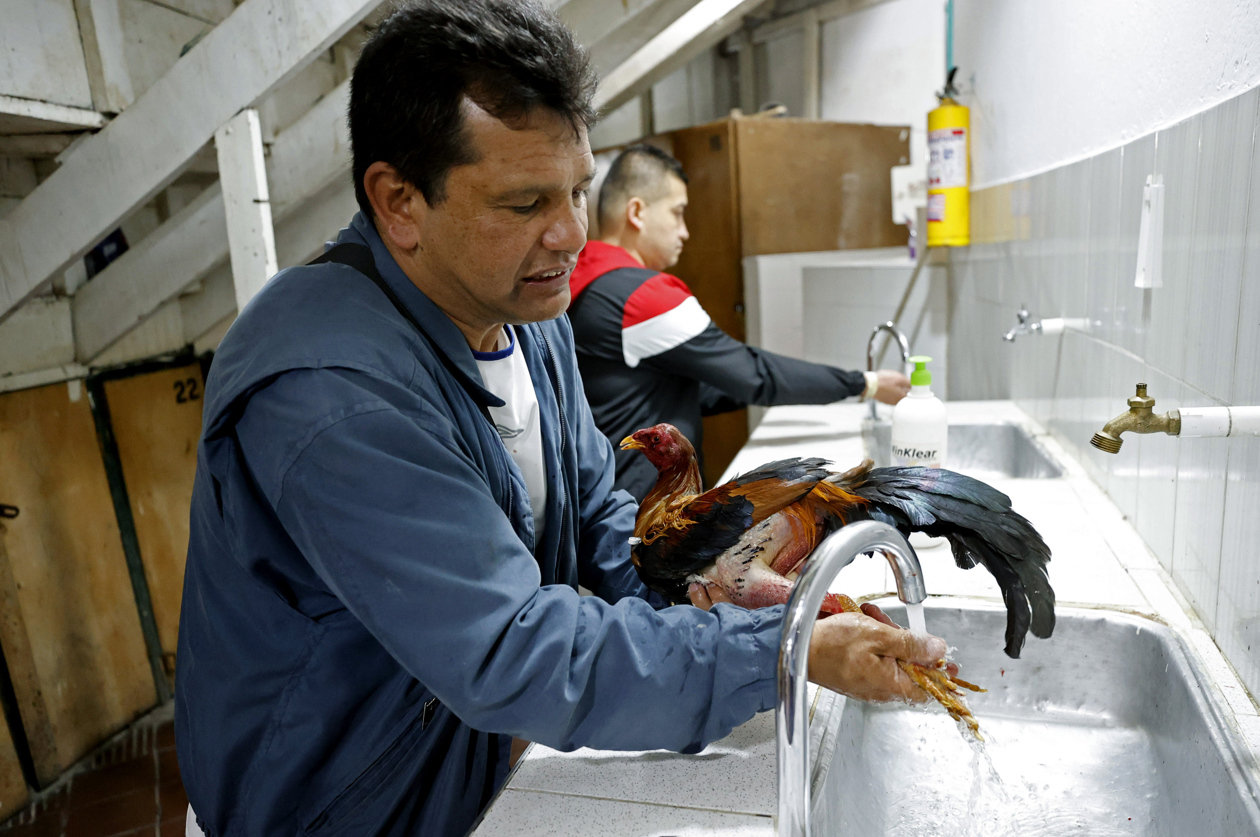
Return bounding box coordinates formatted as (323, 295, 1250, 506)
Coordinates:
(569, 143, 911, 499)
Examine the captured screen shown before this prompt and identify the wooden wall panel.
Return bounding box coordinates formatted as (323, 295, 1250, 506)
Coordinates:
(667, 120, 744, 341)
(102, 364, 204, 679)
(0, 531, 30, 818)
(735, 119, 910, 256)
(662, 120, 750, 487)
(0, 382, 156, 784)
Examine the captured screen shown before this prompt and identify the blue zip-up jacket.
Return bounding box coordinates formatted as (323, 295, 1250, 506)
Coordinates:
(175, 213, 784, 837)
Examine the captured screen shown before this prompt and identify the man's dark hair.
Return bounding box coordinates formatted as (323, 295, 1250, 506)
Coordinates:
(349, 0, 597, 215)
(597, 144, 689, 231)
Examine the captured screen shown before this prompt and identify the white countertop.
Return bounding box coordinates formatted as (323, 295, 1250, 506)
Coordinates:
(470, 401, 1260, 836)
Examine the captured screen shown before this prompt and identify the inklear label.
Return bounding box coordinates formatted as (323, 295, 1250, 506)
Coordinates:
(892, 444, 940, 467)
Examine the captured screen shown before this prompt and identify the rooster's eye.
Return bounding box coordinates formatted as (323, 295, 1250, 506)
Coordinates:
(651, 434, 661, 445)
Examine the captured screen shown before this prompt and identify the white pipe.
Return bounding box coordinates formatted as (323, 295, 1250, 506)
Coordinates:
(1037, 318, 1091, 336)
(1178, 407, 1260, 438)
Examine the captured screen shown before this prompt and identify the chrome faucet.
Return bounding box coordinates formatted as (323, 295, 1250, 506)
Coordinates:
(776, 521, 927, 837)
(1004, 304, 1092, 341)
(1003, 305, 1039, 341)
(866, 322, 911, 419)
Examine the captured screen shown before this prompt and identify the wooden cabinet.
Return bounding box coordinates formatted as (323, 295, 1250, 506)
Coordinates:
(651, 116, 910, 485)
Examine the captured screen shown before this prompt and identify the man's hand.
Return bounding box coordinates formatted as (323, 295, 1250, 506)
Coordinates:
(807, 604, 947, 703)
(873, 370, 911, 405)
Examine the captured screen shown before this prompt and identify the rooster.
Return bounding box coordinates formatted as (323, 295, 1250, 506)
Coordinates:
(620, 424, 1055, 736)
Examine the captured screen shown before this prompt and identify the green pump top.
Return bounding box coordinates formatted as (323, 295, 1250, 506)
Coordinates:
(909, 355, 933, 387)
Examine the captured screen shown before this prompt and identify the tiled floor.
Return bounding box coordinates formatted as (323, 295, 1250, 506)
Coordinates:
(0, 708, 187, 837)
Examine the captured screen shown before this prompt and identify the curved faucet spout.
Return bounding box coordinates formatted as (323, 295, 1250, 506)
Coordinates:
(776, 521, 925, 837)
(866, 322, 911, 419)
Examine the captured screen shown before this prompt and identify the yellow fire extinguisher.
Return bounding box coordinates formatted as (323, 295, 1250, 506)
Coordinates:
(927, 81, 970, 246)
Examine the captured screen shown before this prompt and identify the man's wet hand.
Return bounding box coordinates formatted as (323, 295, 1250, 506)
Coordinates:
(807, 610, 949, 703)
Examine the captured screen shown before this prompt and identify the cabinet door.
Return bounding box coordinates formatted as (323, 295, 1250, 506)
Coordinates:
(0, 382, 156, 785)
(665, 121, 749, 487)
(103, 363, 205, 687)
(735, 119, 910, 255)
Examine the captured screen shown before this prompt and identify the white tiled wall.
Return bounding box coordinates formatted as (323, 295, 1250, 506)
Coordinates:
(950, 86, 1260, 698)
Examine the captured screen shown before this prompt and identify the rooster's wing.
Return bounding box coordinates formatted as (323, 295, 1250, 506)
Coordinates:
(633, 457, 831, 601)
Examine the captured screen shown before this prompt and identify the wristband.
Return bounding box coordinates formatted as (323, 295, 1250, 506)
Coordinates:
(862, 371, 879, 401)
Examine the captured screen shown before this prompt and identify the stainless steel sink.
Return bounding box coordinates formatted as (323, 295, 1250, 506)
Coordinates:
(862, 421, 1063, 479)
(809, 602, 1260, 836)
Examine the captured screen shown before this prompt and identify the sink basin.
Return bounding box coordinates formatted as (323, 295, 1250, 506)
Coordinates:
(809, 602, 1260, 836)
(862, 421, 1063, 479)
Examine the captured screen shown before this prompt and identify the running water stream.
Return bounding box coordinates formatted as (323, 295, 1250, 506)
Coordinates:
(905, 600, 927, 636)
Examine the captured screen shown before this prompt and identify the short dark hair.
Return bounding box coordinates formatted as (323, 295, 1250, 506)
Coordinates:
(349, 0, 597, 215)
(597, 144, 688, 230)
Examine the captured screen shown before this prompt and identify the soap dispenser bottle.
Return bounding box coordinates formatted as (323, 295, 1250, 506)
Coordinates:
(890, 356, 947, 468)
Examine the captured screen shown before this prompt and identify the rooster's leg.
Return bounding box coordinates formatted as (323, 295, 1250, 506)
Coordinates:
(828, 596, 987, 739)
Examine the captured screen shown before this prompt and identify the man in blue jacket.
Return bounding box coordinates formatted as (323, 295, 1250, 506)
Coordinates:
(175, 2, 948, 835)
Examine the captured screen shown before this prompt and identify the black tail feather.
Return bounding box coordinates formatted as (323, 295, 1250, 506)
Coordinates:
(843, 465, 1055, 658)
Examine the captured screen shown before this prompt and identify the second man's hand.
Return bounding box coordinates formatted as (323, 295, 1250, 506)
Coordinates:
(873, 370, 912, 405)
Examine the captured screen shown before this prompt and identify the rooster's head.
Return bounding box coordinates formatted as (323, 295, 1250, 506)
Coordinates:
(620, 423, 695, 473)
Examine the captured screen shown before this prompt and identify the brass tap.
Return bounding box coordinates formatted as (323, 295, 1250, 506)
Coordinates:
(1090, 383, 1181, 453)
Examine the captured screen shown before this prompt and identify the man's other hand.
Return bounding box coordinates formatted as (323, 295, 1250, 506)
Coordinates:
(874, 370, 911, 405)
(688, 581, 733, 610)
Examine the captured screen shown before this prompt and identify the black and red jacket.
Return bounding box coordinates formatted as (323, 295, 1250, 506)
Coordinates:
(568, 240, 866, 500)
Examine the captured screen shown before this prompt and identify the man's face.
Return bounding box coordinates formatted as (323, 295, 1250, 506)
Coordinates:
(402, 101, 595, 334)
(636, 175, 689, 271)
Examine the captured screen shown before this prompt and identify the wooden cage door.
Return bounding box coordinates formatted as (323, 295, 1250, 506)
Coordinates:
(0, 381, 157, 785)
(102, 363, 205, 689)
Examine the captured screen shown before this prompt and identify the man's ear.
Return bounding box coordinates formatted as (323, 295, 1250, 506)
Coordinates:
(625, 196, 647, 232)
(363, 161, 424, 251)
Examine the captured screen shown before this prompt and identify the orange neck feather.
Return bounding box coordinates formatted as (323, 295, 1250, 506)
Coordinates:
(636, 457, 703, 536)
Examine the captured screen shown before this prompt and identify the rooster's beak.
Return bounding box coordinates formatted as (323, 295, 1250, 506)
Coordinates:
(620, 435, 645, 451)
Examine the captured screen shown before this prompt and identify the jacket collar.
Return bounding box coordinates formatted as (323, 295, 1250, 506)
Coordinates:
(341, 213, 504, 408)
(568, 240, 649, 303)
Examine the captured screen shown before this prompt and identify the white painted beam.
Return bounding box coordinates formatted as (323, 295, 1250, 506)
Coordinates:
(801, 7, 820, 119)
(593, 0, 768, 114)
(0, 95, 106, 134)
(177, 175, 358, 356)
(73, 0, 135, 114)
(72, 185, 226, 362)
(215, 109, 278, 310)
(0, 135, 79, 158)
(268, 79, 352, 217)
(579, 0, 700, 75)
(0, 298, 75, 377)
(0, 0, 379, 323)
(737, 29, 757, 113)
(72, 74, 354, 363)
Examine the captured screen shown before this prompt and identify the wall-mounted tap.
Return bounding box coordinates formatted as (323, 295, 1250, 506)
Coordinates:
(866, 322, 910, 420)
(777, 521, 926, 837)
(1091, 383, 1260, 453)
(1003, 304, 1092, 342)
